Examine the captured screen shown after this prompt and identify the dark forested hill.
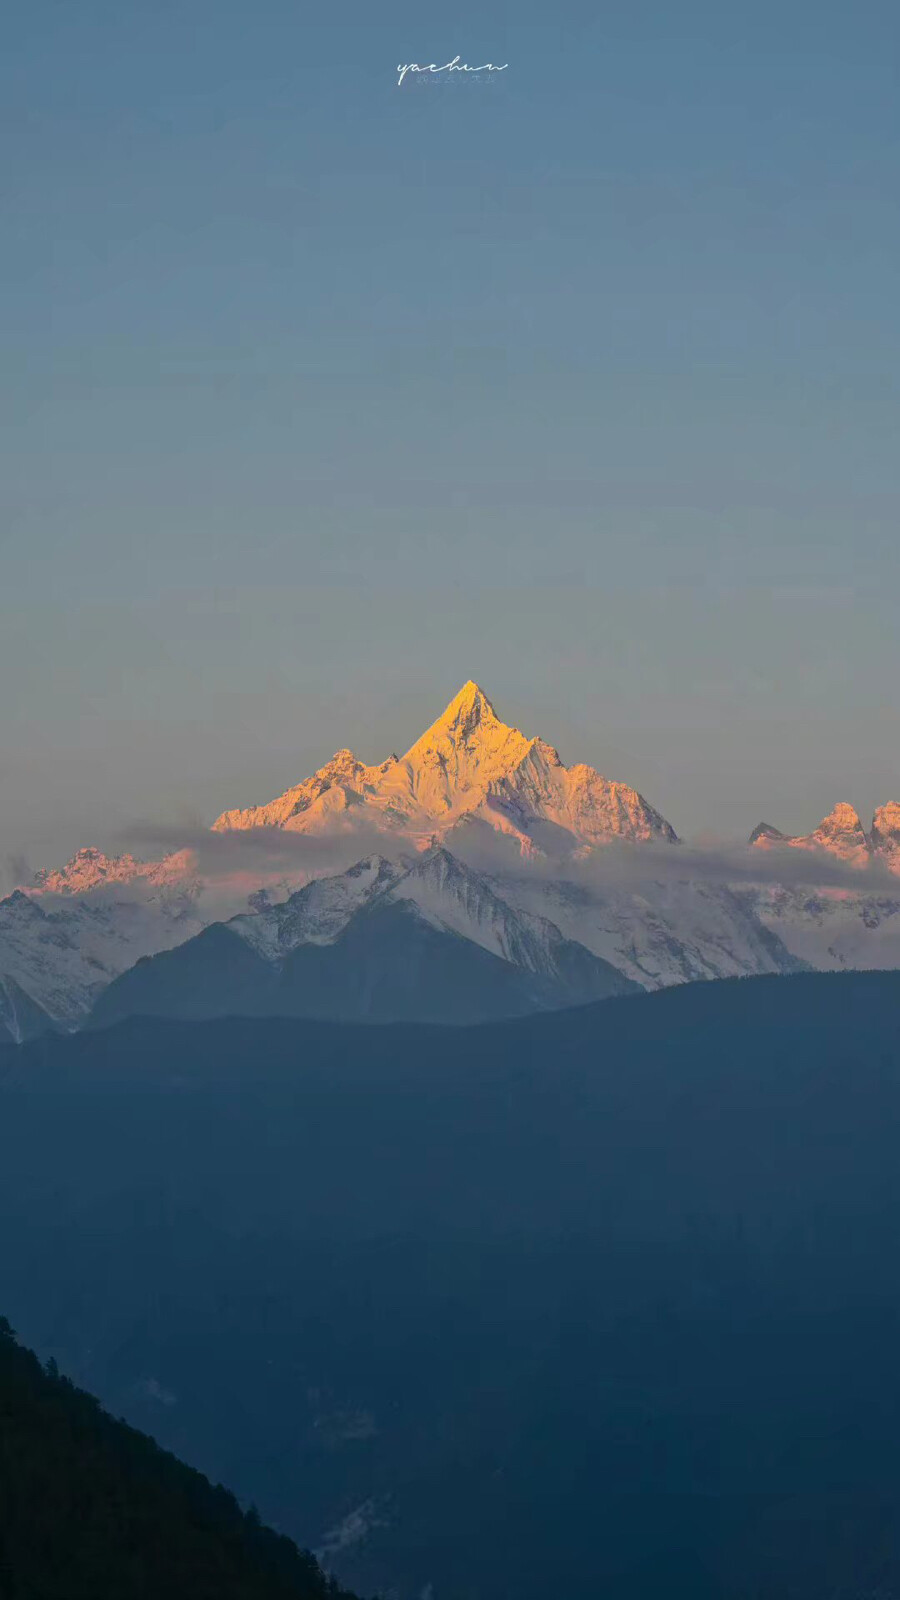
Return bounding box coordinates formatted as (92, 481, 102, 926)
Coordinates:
(3, 970, 900, 1598)
(0, 1315, 358, 1600)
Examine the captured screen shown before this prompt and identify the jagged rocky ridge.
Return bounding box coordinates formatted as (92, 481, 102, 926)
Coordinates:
(3, 682, 900, 1032)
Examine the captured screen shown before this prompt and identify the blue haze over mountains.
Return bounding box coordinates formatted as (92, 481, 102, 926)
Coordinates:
(5, 971, 900, 1598)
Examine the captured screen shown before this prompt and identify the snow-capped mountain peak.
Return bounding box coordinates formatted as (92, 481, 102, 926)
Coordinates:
(212, 749, 399, 832)
(810, 802, 870, 862)
(748, 822, 786, 846)
(211, 682, 678, 855)
(394, 683, 541, 826)
(413, 679, 500, 742)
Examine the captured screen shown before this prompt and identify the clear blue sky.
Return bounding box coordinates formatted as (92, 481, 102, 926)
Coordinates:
(2, 0, 899, 870)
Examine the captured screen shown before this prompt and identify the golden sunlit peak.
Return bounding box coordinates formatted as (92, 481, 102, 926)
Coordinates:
(437, 681, 498, 723)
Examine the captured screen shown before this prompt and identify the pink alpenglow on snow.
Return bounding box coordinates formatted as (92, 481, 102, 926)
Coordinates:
(749, 801, 900, 872)
(30, 846, 198, 897)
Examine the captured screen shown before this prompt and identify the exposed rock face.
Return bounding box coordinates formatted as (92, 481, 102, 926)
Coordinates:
(748, 823, 787, 845)
(871, 802, 900, 869)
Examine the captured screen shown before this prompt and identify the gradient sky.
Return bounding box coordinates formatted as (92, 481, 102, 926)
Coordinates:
(2, 0, 899, 873)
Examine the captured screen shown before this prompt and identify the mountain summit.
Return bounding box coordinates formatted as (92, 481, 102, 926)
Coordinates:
(749, 801, 900, 869)
(416, 679, 500, 740)
(212, 682, 677, 855)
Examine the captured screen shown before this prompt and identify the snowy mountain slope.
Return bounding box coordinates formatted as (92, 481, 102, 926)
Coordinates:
(488, 871, 806, 988)
(212, 682, 678, 855)
(384, 848, 647, 988)
(115, 844, 796, 1025)
(225, 847, 633, 998)
(746, 884, 900, 972)
(91, 860, 639, 1031)
(743, 802, 900, 969)
(230, 856, 402, 960)
(0, 883, 204, 1028)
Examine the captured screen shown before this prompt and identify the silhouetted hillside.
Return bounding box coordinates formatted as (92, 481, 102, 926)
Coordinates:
(0, 1316, 359, 1600)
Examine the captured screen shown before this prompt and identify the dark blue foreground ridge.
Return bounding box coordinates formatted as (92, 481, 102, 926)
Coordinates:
(2, 967, 900, 1600)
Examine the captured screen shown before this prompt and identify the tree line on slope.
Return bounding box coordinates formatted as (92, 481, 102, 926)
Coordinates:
(0, 1316, 361, 1600)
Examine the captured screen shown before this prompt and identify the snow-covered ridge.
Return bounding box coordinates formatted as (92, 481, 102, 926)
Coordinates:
(31, 845, 200, 897)
(228, 846, 632, 985)
(231, 856, 401, 959)
(213, 751, 399, 833)
(225, 844, 802, 993)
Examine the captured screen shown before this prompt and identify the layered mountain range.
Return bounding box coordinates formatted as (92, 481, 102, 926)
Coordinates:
(3, 682, 899, 1038)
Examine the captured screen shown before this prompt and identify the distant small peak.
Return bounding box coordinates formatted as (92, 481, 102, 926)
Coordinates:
(304, 748, 367, 787)
(749, 822, 786, 845)
(419, 844, 458, 867)
(1, 888, 41, 910)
